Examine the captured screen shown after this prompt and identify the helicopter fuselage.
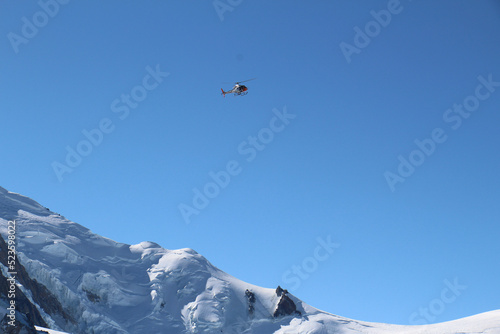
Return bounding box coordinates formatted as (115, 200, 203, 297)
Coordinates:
(221, 78, 255, 97)
(222, 84, 248, 96)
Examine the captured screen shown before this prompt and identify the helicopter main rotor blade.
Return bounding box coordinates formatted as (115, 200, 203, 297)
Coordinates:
(235, 78, 256, 84)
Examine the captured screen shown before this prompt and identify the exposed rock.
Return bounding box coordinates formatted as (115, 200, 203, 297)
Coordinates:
(0, 270, 41, 333)
(0, 237, 47, 333)
(275, 285, 288, 297)
(273, 293, 301, 318)
(0, 314, 38, 334)
(83, 288, 101, 303)
(0, 235, 74, 331)
(245, 289, 256, 316)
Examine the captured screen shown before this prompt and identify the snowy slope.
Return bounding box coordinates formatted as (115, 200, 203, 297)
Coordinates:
(1, 185, 499, 334)
(35, 326, 70, 334)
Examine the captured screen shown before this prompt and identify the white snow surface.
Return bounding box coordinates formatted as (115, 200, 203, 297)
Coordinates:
(35, 326, 70, 334)
(1, 186, 499, 333)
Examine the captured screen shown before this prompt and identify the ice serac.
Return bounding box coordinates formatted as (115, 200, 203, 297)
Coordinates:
(0, 186, 499, 334)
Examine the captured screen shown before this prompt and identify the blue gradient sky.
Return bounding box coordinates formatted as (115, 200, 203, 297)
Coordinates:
(2, 0, 500, 325)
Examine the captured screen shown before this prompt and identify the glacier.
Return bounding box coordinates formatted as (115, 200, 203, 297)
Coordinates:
(1, 185, 499, 333)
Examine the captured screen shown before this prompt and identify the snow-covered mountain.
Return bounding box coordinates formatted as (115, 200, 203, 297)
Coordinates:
(1, 186, 499, 334)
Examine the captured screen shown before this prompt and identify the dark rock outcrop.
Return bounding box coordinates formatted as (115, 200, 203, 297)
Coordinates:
(0, 269, 40, 334)
(0, 235, 47, 333)
(273, 287, 301, 318)
(275, 285, 288, 297)
(245, 289, 256, 316)
(0, 234, 75, 332)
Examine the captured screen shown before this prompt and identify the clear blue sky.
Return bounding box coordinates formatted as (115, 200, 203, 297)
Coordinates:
(2, 0, 500, 325)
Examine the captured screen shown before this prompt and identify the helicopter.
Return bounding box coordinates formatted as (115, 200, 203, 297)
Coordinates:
(221, 78, 256, 97)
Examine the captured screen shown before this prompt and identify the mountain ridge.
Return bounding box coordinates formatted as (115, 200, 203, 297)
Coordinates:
(1, 186, 499, 333)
